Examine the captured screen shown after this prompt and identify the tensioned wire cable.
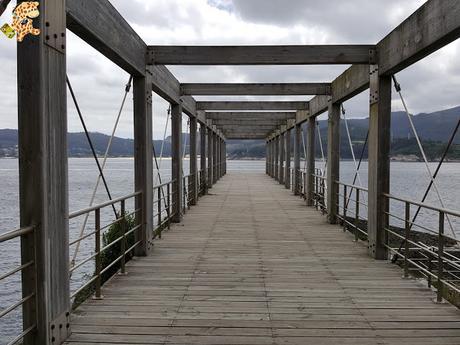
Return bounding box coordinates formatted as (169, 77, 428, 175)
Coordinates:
(68, 75, 132, 269)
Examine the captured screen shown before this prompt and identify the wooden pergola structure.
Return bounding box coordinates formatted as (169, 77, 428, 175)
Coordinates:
(13, 0, 460, 344)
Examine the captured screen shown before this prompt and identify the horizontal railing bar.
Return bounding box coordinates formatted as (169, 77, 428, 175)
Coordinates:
(0, 293, 34, 319)
(0, 260, 34, 282)
(0, 226, 34, 243)
(70, 275, 98, 300)
(384, 193, 460, 218)
(7, 324, 36, 345)
(69, 191, 141, 218)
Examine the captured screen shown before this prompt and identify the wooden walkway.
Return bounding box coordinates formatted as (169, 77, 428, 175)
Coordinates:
(66, 172, 460, 345)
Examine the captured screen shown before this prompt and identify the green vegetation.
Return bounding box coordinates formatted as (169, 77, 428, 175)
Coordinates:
(72, 212, 136, 309)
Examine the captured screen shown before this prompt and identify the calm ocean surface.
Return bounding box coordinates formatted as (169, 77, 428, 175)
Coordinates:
(0, 158, 459, 343)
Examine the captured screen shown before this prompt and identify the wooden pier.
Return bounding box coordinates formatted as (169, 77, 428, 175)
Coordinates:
(3, 0, 460, 344)
(66, 173, 460, 345)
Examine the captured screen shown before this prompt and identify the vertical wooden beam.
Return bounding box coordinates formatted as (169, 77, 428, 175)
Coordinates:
(207, 124, 213, 188)
(213, 132, 218, 184)
(189, 116, 197, 205)
(171, 103, 182, 222)
(133, 74, 153, 255)
(284, 130, 291, 189)
(266, 140, 271, 176)
(18, 1, 70, 343)
(293, 124, 301, 195)
(306, 117, 316, 206)
(279, 132, 285, 184)
(368, 65, 391, 259)
(274, 136, 279, 181)
(327, 102, 341, 223)
(200, 122, 207, 194)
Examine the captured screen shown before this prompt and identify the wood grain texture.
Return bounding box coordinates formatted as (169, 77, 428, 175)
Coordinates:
(198, 101, 309, 111)
(147, 45, 375, 65)
(66, 173, 460, 345)
(181, 83, 331, 96)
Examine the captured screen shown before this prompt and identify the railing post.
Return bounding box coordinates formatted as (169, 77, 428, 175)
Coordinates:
(343, 185, 347, 229)
(199, 121, 208, 194)
(355, 189, 360, 242)
(306, 117, 316, 206)
(279, 129, 285, 184)
(171, 103, 183, 223)
(437, 211, 445, 303)
(327, 102, 341, 223)
(17, 1, 70, 342)
(284, 127, 291, 189)
(293, 122, 302, 195)
(133, 74, 154, 255)
(120, 200, 126, 275)
(207, 122, 214, 189)
(167, 184, 171, 230)
(157, 188, 162, 235)
(94, 209, 102, 299)
(274, 134, 279, 181)
(190, 116, 198, 205)
(404, 201, 410, 278)
(367, 65, 391, 259)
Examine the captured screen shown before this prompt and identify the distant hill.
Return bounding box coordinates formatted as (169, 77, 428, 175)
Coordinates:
(1, 106, 459, 160)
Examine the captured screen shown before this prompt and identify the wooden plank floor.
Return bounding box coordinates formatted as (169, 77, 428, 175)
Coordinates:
(66, 172, 460, 345)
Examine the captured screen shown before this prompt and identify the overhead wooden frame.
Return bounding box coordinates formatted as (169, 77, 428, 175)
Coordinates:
(197, 101, 309, 111)
(181, 83, 331, 96)
(147, 45, 376, 65)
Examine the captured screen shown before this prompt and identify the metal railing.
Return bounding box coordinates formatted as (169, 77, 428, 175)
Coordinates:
(0, 226, 36, 345)
(383, 193, 460, 303)
(312, 169, 327, 213)
(69, 191, 142, 301)
(153, 180, 174, 239)
(336, 181, 368, 241)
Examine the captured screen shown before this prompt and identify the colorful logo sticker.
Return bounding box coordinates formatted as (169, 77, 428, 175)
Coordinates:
(1, 2, 40, 41)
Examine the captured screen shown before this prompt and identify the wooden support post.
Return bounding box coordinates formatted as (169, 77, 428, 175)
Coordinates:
(266, 140, 270, 175)
(171, 103, 182, 222)
(279, 133, 285, 184)
(200, 122, 207, 194)
(133, 75, 153, 255)
(285, 130, 291, 189)
(293, 124, 301, 195)
(17, 1, 70, 343)
(306, 117, 316, 206)
(190, 116, 198, 205)
(213, 132, 218, 184)
(274, 136, 279, 181)
(207, 125, 213, 188)
(224, 141, 227, 175)
(368, 65, 391, 259)
(327, 102, 341, 223)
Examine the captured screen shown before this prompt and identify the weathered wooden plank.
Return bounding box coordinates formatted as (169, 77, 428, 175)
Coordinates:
(19, 1, 70, 344)
(198, 101, 309, 111)
(147, 45, 375, 65)
(378, 0, 460, 76)
(181, 83, 331, 95)
(133, 75, 153, 255)
(66, 173, 459, 345)
(66, 0, 146, 76)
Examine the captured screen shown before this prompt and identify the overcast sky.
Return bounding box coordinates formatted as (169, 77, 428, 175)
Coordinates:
(0, 0, 459, 139)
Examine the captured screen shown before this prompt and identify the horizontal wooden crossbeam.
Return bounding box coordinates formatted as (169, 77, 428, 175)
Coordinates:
(198, 101, 309, 111)
(147, 45, 375, 65)
(206, 112, 296, 120)
(181, 83, 331, 96)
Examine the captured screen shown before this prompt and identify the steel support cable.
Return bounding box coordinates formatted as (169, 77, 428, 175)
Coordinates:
(70, 76, 132, 269)
(66, 76, 117, 218)
(154, 105, 171, 186)
(392, 75, 455, 238)
(341, 105, 364, 188)
(317, 120, 327, 176)
(345, 131, 369, 210)
(392, 118, 460, 263)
